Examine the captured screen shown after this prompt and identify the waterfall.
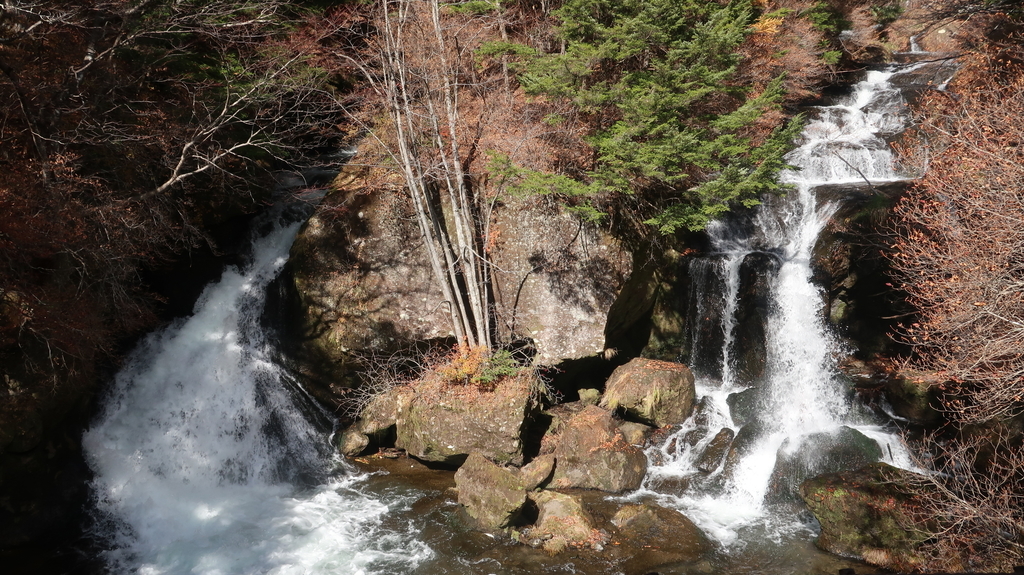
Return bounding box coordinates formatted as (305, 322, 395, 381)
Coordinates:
(642, 63, 932, 544)
(82, 207, 431, 575)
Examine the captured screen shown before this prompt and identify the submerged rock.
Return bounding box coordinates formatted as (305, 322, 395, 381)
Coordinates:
(549, 406, 647, 492)
(454, 452, 527, 531)
(800, 463, 930, 571)
(599, 357, 696, 427)
(610, 503, 713, 566)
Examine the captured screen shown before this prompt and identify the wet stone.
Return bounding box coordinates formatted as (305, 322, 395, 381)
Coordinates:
(695, 428, 735, 474)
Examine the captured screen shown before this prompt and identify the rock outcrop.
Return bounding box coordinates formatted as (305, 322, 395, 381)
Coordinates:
(488, 197, 631, 363)
(288, 184, 632, 405)
(730, 252, 779, 387)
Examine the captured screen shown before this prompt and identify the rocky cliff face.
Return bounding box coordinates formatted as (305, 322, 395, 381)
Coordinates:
(286, 173, 632, 406)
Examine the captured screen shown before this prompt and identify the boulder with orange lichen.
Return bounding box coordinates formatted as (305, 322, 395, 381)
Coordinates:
(548, 405, 647, 492)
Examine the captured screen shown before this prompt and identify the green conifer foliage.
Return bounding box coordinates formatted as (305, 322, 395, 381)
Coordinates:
(517, 0, 802, 232)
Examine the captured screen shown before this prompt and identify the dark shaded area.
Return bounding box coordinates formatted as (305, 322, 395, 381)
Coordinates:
(142, 212, 254, 320)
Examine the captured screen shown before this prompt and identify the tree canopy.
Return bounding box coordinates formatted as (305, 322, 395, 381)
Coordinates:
(509, 0, 804, 232)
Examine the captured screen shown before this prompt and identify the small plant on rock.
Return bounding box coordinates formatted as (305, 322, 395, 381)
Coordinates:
(438, 346, 522, 390)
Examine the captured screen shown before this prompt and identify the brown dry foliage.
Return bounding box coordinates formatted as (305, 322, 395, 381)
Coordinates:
(901, 430, 1024, 572)
(1, 1, 345, 403)
(735, 0, 832, 104)
(340, 2, 584, 196)
(888, 43, 1024, 424)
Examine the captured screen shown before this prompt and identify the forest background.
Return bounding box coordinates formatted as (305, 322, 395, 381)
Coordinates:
(2, 0, 1024, 569)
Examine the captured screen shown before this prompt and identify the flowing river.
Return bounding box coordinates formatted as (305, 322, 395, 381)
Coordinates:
(81, 58, 953, 574)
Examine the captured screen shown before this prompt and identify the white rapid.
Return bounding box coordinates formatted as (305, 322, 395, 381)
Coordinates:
(83, 209, 431, 575)
(641, 64, 928, 544)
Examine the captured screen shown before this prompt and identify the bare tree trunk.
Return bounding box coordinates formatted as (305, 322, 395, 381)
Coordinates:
(375, 0, 494, 350)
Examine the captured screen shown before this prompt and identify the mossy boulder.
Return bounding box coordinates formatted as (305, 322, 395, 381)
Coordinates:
(800, 463, 931, 571)
(885, 370, 945, 426)
(548, 406, 647, 492)
(767, 426, 883, 503)
(454, 452, 527, 531)
(599, 358, 696, 427)
(617, 421, 652, 446)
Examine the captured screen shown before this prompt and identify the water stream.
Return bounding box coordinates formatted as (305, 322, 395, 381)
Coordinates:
(82, 60, 949, 574)
(83, 207, 431, 575)
(638, 61, 942, 548)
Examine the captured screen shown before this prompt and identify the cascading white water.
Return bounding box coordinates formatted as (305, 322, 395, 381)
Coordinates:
(83, 209, 431, 575)
(642, 64, 929, 544)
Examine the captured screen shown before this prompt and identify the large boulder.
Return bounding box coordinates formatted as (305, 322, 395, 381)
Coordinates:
(454, 452, 527, 531)
(767, 426, 883, 503)
(599, 358, 696, 427)
(548, 406, 647, 492)
(393, 372, 540, 466)
(800, 463, 931, 571)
